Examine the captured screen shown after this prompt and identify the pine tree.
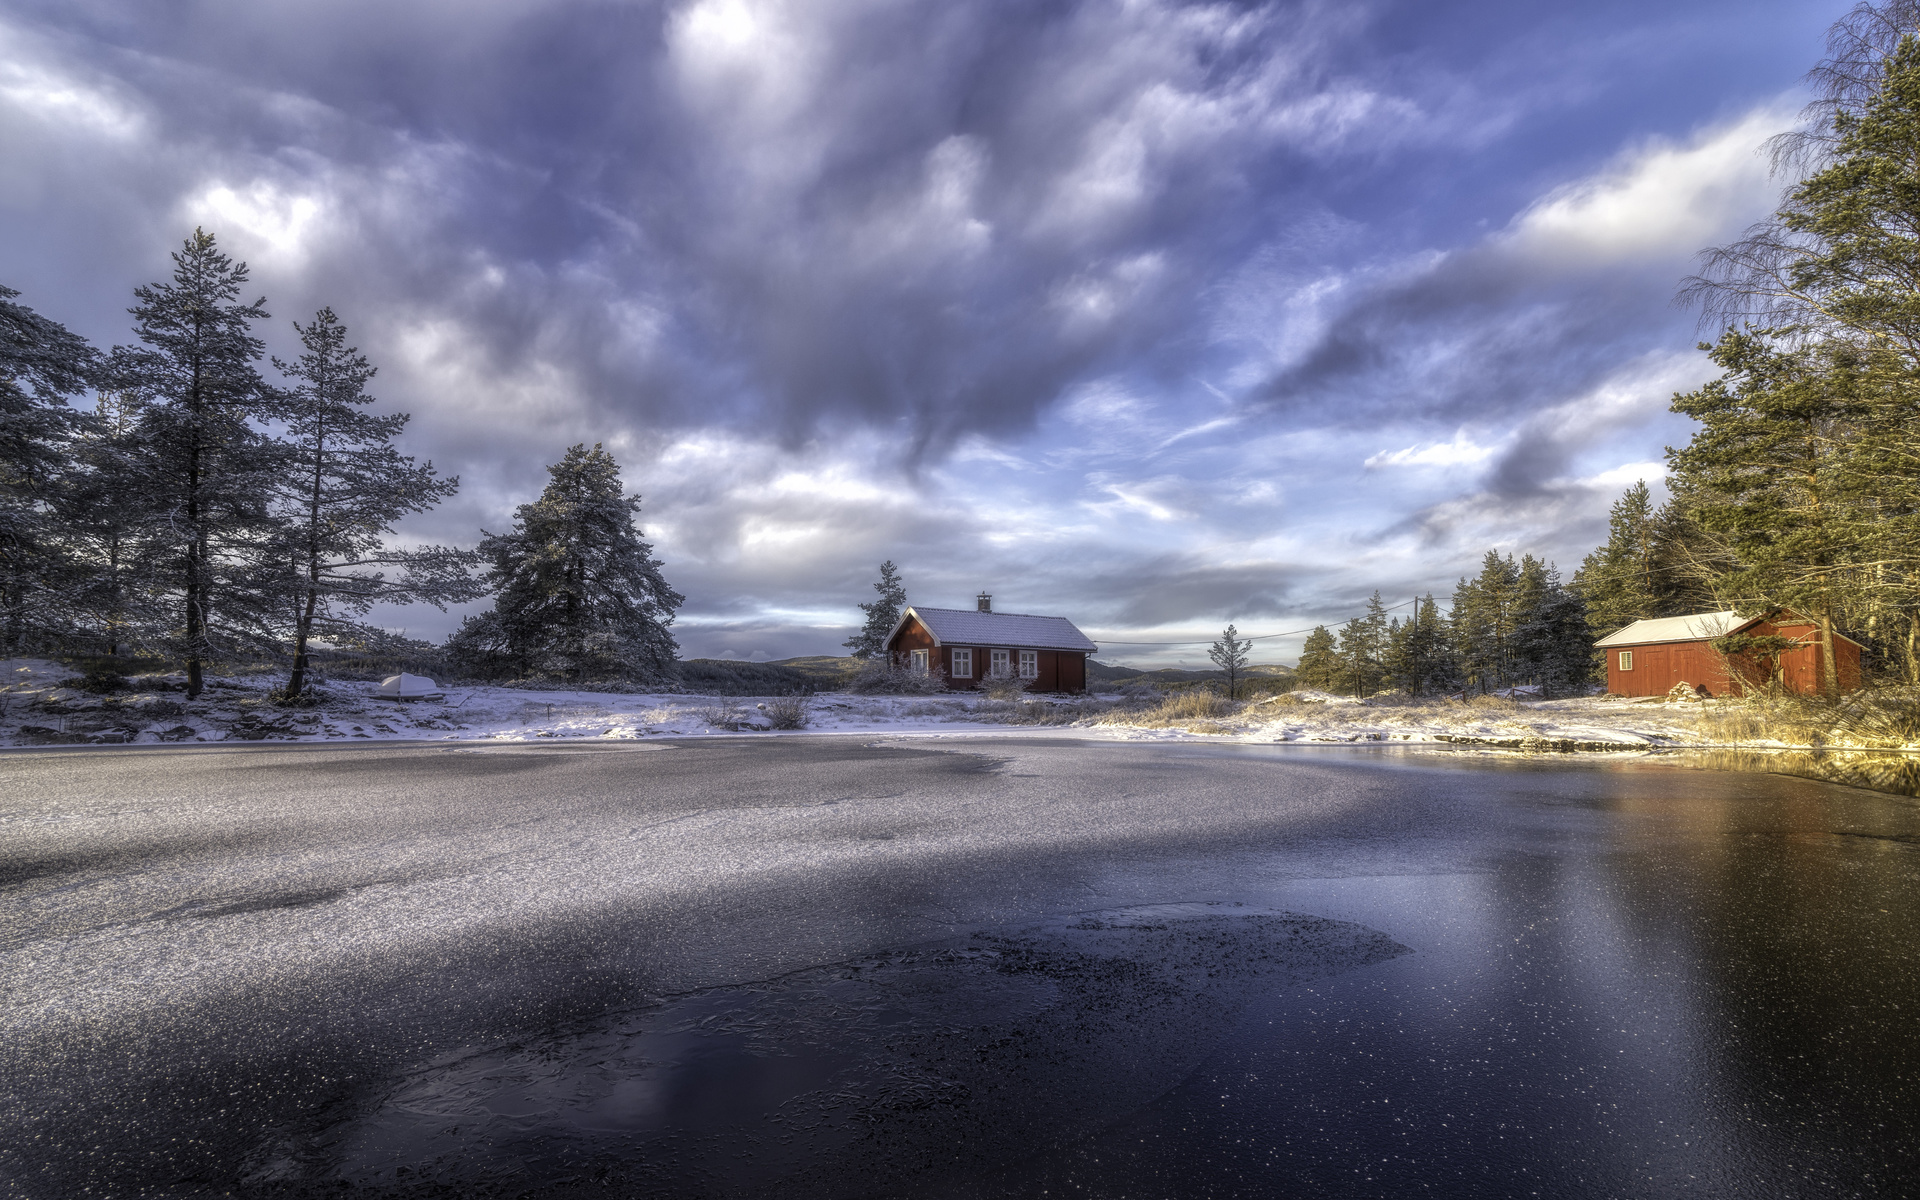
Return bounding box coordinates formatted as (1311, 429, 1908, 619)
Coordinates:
(844, 560, 907, 658)
(1209, 624, 1252, 699)
(1452, 553, 1522, 693)
(1334, 594, 1389, 697)
(1296, 625, 1338, 690)
(0, 284, 97, 652)
(466, 443, 683, 682)
(271, 309, 479, 698)
(1386, 594, 1457, 697)
(107, 230, 283, 698)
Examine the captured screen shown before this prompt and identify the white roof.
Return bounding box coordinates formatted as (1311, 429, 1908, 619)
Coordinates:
(1593, 611, 1742, 648)
(889, 605, 1098, 653)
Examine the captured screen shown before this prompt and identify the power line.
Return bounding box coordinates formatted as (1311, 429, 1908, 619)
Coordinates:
(1090, 596, 1419, 648)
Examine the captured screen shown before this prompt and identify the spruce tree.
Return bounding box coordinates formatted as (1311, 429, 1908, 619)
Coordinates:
(1513, 561, 1591, 697)
(844, 560, 907, 658)
(107, 230, 282, 698)
(1208, 624, 1252, 699)
(467, 443, 683, 682)
(0, 284, 97, 652)
(1573, 482, 1660, 637)
(271, 308, 479, 698)
(1296, 625, 1338, 690)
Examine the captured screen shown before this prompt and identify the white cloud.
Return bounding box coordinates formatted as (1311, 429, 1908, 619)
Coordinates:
(0, 34, 143, 139)
(1365, 432, 1499, 470)
(186, 182, 328, 267)
(1503, 99, 1799, 267)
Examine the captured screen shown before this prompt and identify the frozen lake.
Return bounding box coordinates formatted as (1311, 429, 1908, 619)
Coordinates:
(3, 738, 1917, 1197)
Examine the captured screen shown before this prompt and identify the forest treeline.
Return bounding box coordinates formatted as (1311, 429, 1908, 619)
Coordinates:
(0, 230, 681, 699)
(1292, 555, 1590, 699)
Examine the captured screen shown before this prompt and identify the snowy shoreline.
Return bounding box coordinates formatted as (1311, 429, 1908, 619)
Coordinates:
(0, 658, 1835, 753)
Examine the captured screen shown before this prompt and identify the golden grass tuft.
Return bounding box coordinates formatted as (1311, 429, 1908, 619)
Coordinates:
(1096, 689, 1240, 729)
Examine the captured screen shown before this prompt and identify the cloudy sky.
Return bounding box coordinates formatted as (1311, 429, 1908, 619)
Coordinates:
(0, 0, 1854, 665)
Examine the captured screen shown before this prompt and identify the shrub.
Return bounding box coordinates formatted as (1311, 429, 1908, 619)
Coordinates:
(847, 659, 948, 694)
(764, 696, 811, 729)
(978, 671, 1029, 701)
(74, 668, 130, 694)
(693, 700, 746, 728)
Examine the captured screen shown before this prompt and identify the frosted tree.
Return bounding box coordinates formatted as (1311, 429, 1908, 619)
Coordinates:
(844, 560, 907, 658)
(107, 231, 282, 697)
(60, 391, 165, 657)
(0, 284, 97, 651)
(271, 308, 480, 699)
(459, 443, 683, 682)
(1512, 560, 1591, 697)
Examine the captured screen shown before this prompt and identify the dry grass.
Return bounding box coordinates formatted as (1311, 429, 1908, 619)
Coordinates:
(1697, 686, 1920, 748)
(1094, 690, 1240, 729)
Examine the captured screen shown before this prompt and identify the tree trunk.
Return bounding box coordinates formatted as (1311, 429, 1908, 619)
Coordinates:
(287, 584, 319, 699)
(1907, 611, 1920, 685)
(1819, 607, 1840, 697)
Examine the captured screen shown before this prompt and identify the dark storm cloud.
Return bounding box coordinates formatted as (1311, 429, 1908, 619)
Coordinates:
(10, 0, 1444, 452)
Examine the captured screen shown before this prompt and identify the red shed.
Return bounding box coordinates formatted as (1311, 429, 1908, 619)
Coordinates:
(885, 593, 1097, 693)
(1594, 609, 1863, 697)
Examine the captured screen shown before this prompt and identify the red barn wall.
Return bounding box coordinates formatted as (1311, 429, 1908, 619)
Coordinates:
(1604, 618, 1862, 697)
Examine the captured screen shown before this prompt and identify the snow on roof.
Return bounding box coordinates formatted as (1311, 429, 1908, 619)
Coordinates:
(893, 605, 1099, 652)
(1592, 611, 1742, 648)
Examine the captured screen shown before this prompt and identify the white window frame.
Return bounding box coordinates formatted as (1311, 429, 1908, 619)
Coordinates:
(1019, 650, 1039, 679)
(951, 648, 973, 678)
(990, 648, 1010, 677)
(909, 648, 929, 673)
(1618, 650, 1633, 671)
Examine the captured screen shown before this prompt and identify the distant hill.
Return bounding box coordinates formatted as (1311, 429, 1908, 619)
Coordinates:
(1087, 660, 1295, 686)
(676, 658, 816, 695)
(767, 655, 862, 689)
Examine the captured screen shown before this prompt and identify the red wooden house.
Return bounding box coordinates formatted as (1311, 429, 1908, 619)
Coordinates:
(885, 594, 1097, 693)
(1594, 609, 1863, 697)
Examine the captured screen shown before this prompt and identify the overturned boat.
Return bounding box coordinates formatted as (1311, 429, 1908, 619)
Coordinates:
(377, 673, 444, 701)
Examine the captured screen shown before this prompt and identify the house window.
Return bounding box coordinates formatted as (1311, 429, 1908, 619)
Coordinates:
(990, 648, 1010, 677)
(951, 648, 973, 678)
(1619, 650, 1633, 671)
(1019, 650, 1039, 679)
(909, 649, 928, 672)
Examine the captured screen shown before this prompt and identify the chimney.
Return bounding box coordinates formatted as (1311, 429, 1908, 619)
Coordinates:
(977, 592, 993, 613)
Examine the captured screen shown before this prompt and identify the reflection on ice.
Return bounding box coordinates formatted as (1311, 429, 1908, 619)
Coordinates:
(1673, 747, 1920, 797)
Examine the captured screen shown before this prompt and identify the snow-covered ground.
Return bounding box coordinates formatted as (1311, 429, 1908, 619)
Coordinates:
(0, 659, 1748, 751)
